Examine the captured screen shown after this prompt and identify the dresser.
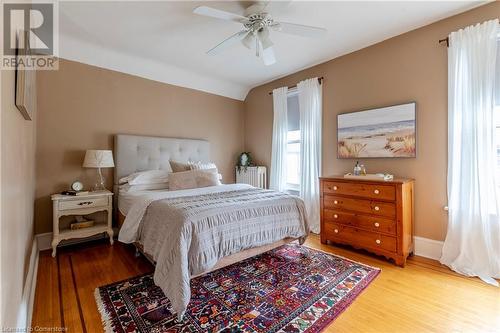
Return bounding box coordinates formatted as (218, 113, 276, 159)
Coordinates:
(320, 176, 414, 266)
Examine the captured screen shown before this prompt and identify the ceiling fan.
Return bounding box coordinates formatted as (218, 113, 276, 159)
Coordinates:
(193, 3, 327, 66)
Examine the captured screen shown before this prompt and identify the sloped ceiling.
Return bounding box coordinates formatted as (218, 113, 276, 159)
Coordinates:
(59, 1, 485, 100)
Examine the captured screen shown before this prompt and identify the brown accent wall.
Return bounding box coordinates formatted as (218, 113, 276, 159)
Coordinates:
(35, 59, 245, 234)
(1, 68, 36, 324)
(244, 2, 500, 241)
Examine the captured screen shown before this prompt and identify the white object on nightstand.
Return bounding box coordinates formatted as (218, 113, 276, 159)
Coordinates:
(51, 190, 114, 257)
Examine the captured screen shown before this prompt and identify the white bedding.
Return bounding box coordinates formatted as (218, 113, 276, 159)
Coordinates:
(118, 190, 148, 216)
(118, 184, 254, 243)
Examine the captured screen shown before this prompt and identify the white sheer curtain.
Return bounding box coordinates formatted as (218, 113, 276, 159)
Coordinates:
(441, 19, 500, 286)
(298, 78, 322, 233)
(270, 86, 288, 192)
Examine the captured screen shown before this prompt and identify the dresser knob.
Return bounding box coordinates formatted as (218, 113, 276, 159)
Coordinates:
(334, 229, 339, 233)
(375, 239, 381, 244)
(374, 206, 380, 211)
(334, 200, 338, 204)
(333, 186, 338, 190)
(374, 189, 380, 194)
(374, 222, 380, 227)
(333, 214, 338, 219)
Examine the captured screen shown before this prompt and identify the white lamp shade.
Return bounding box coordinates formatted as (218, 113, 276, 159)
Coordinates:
(83, 150, 114, 168)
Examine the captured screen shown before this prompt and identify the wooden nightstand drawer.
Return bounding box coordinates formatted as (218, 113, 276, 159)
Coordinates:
(323, 181, 396, 201)
(59, 197, 109, 211)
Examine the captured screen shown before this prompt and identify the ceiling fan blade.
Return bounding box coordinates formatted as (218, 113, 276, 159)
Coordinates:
(207, 30, 249, 55)
(193, 6, 248, 24)
(273, 22, 327, 38)
(244, 2, 268, 16)
(262, 46, 276, 66)
(257, 27, 273, 50)
(241, 32, 255, 50)
(265, 0, 292, 12)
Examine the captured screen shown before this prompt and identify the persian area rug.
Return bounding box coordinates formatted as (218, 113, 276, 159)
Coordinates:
(95, 244, 380, 333)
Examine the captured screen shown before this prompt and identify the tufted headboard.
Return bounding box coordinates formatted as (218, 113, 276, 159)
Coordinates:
(114, 134, 210, 185)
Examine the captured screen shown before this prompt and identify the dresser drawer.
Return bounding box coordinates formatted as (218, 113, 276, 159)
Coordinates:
(59, 197, 109, 211)
(324, 223, 397, 253)
(323, 195, 396, 218)
(323, 209, 397, 235)
(323, 181, 395, 201)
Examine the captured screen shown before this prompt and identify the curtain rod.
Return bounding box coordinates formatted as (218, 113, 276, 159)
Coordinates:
(268, 77, 324, 95)
(439, 31, 500, 48)
(439, 37, 449, 47)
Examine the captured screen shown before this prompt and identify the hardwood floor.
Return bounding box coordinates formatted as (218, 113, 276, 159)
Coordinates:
(31, 234, 500, 333)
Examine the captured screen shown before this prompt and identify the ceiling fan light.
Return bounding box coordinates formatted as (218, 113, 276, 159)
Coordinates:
(262, 47, 276, 66)
(241, 32, 254, 49)
(257, 28, 273, 50)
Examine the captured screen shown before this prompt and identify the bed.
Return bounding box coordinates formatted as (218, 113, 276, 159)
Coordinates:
(114, 134, 309, 319)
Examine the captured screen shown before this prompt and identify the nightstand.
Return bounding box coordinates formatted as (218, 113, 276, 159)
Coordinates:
(51, 190, 114, 257)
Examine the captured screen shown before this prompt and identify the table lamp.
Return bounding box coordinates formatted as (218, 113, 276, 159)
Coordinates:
(82, 150, 114, 191)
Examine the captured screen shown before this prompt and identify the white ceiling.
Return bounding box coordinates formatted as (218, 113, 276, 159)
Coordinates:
(59, 1, 485, 100)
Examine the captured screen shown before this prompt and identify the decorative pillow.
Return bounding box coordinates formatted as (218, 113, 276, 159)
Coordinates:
(119, 183, 169, 193)
(188, 161, 218, 170)
(196, 169, 222, 188)
(169, 160, 191, 172)
(168, 170, 198, 190)
(188, 161, 222, 180)
(168, 169, 221, 191)
(119, 170, 169, 185)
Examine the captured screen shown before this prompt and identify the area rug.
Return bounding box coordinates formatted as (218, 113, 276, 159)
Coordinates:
(95, 244, 380, 332)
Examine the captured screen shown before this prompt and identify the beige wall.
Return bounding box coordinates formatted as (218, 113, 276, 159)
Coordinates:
(1, 68, 37, 325)
(244, 2, 500, 241)
(35, 59, 245, 234)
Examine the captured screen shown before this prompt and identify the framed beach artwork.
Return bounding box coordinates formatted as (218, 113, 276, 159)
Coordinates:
(337, 102, 416, 158)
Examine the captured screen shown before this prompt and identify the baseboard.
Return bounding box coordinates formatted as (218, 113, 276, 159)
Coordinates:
(16, 237, 39, 329)
(414, 236, 444, 261)
(36, 232, 52, 251)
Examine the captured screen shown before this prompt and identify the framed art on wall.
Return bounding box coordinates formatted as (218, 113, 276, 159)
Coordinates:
(15, 30, 36, 121)
(337, 102, 416, 158)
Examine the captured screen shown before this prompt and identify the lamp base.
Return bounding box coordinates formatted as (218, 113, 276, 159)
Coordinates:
(92, 168, 107, 191)
(92, 183, 107, 192)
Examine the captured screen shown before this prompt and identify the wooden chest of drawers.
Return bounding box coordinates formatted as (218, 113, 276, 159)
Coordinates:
(320, 176, 414, 266)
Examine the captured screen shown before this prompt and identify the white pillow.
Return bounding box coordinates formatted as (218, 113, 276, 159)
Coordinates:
(119, 170, 170, 185)
(188, 161, 222, 180)
(168, 168, 221, 191)
(119, 183, 169, 193)
(188, 161, 218, 170)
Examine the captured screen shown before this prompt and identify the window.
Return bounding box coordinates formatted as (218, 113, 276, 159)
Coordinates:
(286, 90, 300, 192)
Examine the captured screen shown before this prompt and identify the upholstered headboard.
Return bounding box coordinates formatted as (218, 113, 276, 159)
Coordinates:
(114, 134, 210, 185)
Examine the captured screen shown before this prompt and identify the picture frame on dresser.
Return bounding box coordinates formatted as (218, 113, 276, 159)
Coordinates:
(319, 176, 414, 266)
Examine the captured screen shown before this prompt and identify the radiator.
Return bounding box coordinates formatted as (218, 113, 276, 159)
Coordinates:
(235, 166, 267, 189)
